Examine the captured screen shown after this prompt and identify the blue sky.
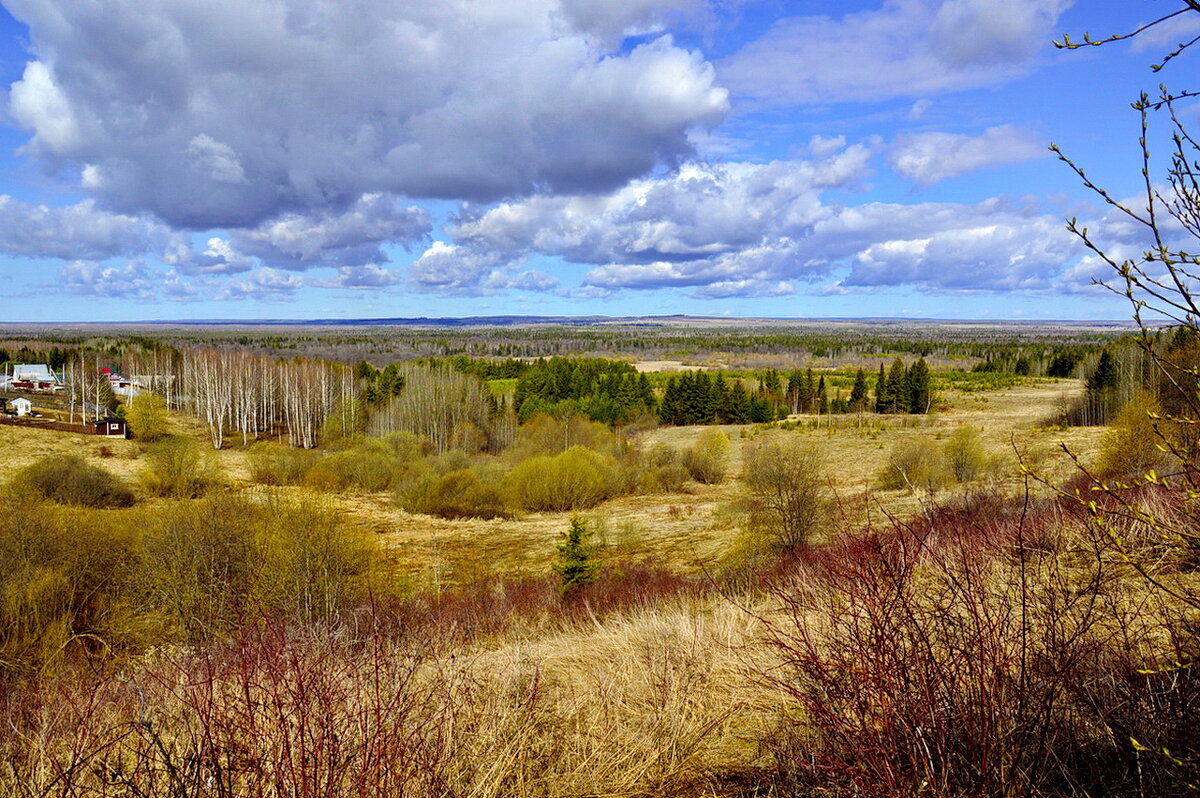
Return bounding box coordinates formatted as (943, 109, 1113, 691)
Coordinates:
(0, 0, 1190, 321)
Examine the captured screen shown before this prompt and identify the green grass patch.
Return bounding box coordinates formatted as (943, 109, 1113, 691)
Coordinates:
(487, 378, 518, 397)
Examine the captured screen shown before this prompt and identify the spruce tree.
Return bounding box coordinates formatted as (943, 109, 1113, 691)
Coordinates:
(659, 377, 680, 425)
(886, 358, 907, 413)
(906, 358, 932, 413)
(760, 369, 781, 396)
(553, 516, 600, 596)
(786, 369, 804, 413)
(1087, 349, 1118, 393)
(803, 369, 816, 413)
(875, 364, 888, 413)
(714, 373, 732, 422)
(849, 368, 868, 412)
(727, 380, 752, 423)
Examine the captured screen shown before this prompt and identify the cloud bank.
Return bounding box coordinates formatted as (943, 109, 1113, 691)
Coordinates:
(6, 0, 728, 228)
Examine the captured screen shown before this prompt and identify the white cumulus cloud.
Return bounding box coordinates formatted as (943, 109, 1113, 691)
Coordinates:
(5, 0, 728, 229)
(0, 197, 165, 261)
(889, 125, 1049, 185)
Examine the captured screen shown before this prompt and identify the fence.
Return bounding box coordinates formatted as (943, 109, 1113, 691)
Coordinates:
(0, 416, 110, 436)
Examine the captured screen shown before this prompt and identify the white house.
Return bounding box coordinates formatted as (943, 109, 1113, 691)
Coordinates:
(108, 374, 147, 399)
(9, 364, 61, 391)
(12, 397, 33, 416)
(12, 364, 52, 380)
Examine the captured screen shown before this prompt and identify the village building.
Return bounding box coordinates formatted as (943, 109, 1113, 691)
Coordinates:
(91, 417, 128, 438)
(11, 397, 33, 416)
(100, 367, 147, 399)
(6, 364, 62, 392)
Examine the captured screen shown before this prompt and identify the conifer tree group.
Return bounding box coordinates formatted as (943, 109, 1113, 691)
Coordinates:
(658, 371, 779, 425)
(513, 357, 655, 423)
(874, 357, 932, 414)
(654, 359, 934, 427)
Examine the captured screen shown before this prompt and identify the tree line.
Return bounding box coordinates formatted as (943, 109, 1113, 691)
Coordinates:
(512, 357, 656, 424)
(656, 359, 933, 426)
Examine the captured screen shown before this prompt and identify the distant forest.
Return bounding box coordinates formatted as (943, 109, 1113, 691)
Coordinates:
(0, 321, 1123, 370)
(0, 322, 1152, 447)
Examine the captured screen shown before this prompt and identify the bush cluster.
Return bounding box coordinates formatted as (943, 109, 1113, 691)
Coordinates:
(0, 491, 383, 672)
(682, 429, 730, 484)
(1094, 391, 1173, 478)
(504, 446, 622, 512)
(13, 454, 135, 508)
(248, 433, 431, 493)
(743, 435, 829, 552)
(877, 425, 999, 494)
(399, 468, 509, 519)
(124, 393, 171, 441)
(141, 436, 223, 498)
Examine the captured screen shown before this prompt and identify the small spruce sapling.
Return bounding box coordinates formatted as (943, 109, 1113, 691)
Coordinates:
(553, 515, 600, 596)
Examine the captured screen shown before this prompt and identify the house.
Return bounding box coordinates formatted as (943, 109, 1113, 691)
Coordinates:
(12, 397, 33, 416)
(91, 417, 128, 439)
(9, 364, 62, 392)
(100, 367, 146, 399)
(13, 364, 54, 382)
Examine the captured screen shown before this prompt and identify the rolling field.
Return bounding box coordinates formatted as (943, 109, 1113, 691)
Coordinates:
(0, 376, 1103, 588)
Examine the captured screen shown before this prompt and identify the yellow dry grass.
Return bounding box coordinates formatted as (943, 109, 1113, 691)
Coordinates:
(0, 423, 143, 482)
(439, 596, 782, 795)
(0, 377, 1103, 590)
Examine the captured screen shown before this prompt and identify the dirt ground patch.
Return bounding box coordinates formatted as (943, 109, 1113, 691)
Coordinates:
(631, 360, 711, 372)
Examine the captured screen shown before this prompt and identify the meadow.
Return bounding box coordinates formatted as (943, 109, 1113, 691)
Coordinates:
(0, 321, 1192, 797)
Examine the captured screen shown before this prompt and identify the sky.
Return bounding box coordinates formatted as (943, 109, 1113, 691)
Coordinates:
(0, 0, 1191, 322)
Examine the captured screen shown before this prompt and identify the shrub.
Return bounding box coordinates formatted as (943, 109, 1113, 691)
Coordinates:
(640, 463, 691, 493)
(124, 393, 171, 441)
(877, 437, 951, 494)
(507, 411, 619, 459)
(942, 424, 990, 483)
(0, 499, 143, 673)
(12, 454, 135, 508)
(636, 443, 690, 493)
(253, 494, 381, 620)
(398, 468, 510, 519)
(430, 449, 472, 475)
(683, 429, 730, 484)
(140, 495, 257, 642)
(743, 436, 828, 551)
(383, 430, 433, 462)
(505, 446, 621, 511)
(645, 443, 680, 469)
(141, 437, 222, 498)
(309, 441, 398, 493)
(1095, 390, 1172, 479)
(246, 441, 321, 485)
(142, 494, 380, 641)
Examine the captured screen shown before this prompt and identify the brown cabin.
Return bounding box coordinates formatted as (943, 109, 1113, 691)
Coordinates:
(91, 417, 129, 439)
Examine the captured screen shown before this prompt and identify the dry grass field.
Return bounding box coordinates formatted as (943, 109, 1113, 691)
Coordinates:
(2, 371, 1194, 797)
(357, 376, 1100, 586)
(0, 376, 1103, 590)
